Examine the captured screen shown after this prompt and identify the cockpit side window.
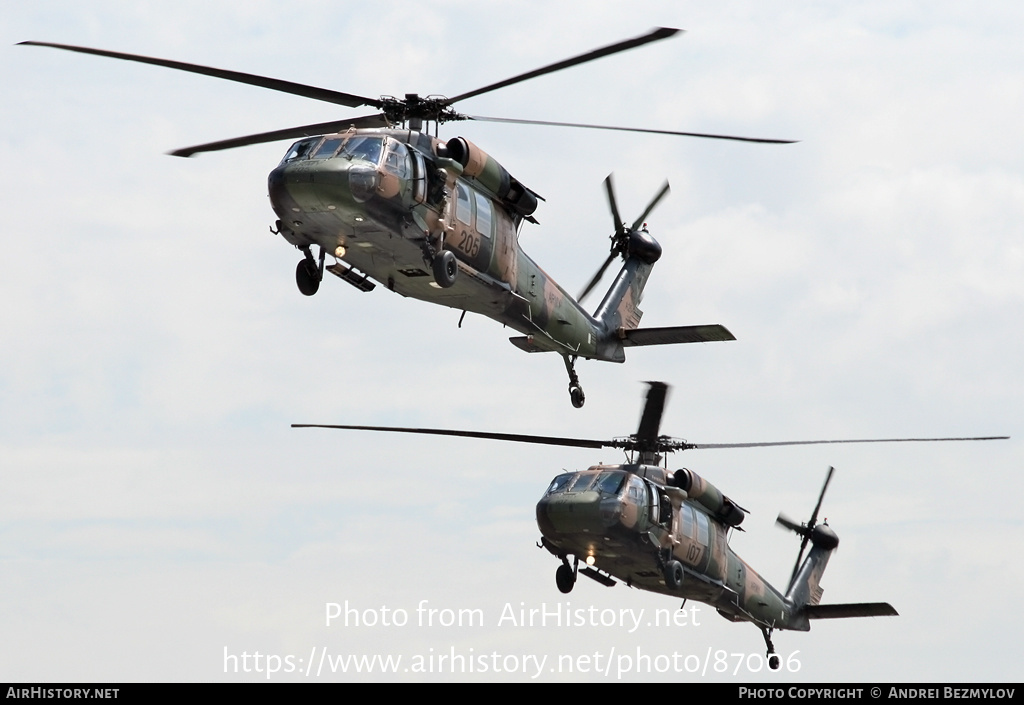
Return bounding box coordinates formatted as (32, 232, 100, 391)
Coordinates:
(546, 473, 573, 495)
(383, 140, 411, 180)
(282, 138, 318, 163)
(627, 476, 648, 514)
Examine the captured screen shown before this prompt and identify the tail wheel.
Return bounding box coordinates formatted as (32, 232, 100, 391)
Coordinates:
(570, 386, 585, 409)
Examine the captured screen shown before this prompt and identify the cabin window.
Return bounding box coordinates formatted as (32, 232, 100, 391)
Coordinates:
(695, 511, 710, 546)
(455, 182, 474, 225)
(473, 191, 493, 238)
(680, 504, 695, 539)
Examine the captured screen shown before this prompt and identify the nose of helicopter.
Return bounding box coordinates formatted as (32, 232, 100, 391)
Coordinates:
(268, 159, 379, 227)
(536, 492, 620, 537)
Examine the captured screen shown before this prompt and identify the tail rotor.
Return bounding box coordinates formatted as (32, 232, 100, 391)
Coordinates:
(577, 174, 669, 304)
(776, 466, 835, 592)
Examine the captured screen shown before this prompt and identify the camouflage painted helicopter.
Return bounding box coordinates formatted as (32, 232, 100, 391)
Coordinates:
(20, 29, 793, 408)
(294, 383, 1007, 669)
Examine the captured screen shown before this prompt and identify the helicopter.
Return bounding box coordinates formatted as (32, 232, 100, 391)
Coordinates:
(19, 29, 794, 409)
(293, 382, 1007, 670)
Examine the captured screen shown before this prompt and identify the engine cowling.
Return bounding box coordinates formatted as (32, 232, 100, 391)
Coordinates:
(445, 137, 538, 216)
(671, 468, 745, 527)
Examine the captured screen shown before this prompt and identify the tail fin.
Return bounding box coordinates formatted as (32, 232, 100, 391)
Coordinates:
(582, 176, 667, 333)
(778, 468, 897, 628)
(594, 255, 654, 332)
(786, 540, 898, 624)
(580, 175, 735, 354)
(784, 523, 838, 609)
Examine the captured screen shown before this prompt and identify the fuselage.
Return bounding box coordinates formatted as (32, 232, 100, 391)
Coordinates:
(267, 128, 622, 361)
(536, 464, 803, 631)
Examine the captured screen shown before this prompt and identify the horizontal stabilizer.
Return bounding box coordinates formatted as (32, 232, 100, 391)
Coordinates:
(804, 602, 898, 619)
(509, 335, 552, 353)
(621, 324, 735, 347)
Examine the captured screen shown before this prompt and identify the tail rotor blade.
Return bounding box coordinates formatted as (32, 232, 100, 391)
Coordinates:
(604, 174, 625, 236)
(807, 466, 834, 530)
(580, 174, 630, 305)
(577, 251, 617, 303)
(631, 180, 670, 231)
(780, 466, 834, 592)
(789, 535, 811, 591)
(775, 512, 805, 535)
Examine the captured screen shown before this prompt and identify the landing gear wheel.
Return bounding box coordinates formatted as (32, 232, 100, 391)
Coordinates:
(570, 385, 585, 409)
(761, 627, 780, 671)
(432, 250, 457, 288)
(663, 560, 684, 590)
(555, 563, 576, 594)
(563, 355, 585, 408)
(296, 258, 320, 296)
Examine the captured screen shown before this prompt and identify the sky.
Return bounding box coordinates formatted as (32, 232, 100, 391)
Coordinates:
(1, 0, 1021, 683)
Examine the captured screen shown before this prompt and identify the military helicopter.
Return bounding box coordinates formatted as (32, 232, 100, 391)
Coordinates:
(19, 29, 794, 408)
(293, 382, 1007, 669)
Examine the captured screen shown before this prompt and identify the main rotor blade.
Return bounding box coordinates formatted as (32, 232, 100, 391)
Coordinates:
(687, 436, 1009, 450)
(636, 382, 670, 447)
(577, 251, 617, 304)
(292, 424, 609, 450)
(631, 181, 671, 232)
(447, 27, 682, 105)
(169, 114, 390, 157)
(468, 115, 797, 144)
(18, 41, 382, 109)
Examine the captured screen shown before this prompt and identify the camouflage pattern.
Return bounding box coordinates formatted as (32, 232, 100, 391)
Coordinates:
(20, 31, 767, 404)
(267, 128, 735, 382)
(536, 463, 895, 637)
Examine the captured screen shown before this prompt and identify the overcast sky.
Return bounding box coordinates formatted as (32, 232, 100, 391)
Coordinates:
(2, 1, 1021, 682)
